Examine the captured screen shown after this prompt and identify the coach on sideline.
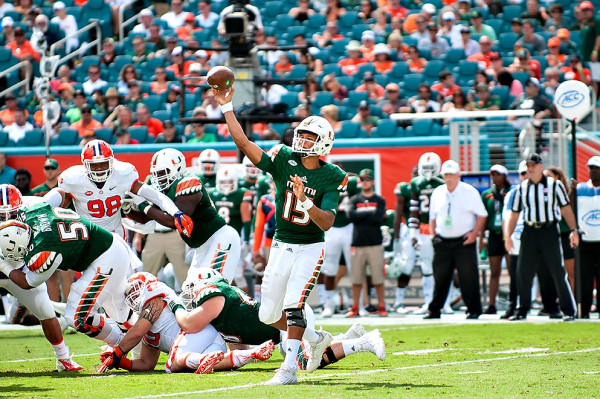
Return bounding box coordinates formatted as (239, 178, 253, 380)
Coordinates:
(576, 156, 600, 318)
(504, 153, 578, 321)
(424, 160, 487, 319)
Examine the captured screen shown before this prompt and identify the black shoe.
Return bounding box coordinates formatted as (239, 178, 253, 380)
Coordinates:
(509, 313, 527, 321)
(423, 312, 441, 319)
(466, 313, 481, 319)
(483, 305, 497, 315)
(365, 304, 378, 314)
(563, 315, 575, 322)
(548, 312, 563, 319)
(501, 309, 515, 319)
(538, 308, 549, 316)
(581, 314, 590, 319)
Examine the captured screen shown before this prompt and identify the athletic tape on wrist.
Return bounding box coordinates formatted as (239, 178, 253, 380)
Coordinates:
(299, 198, 314, 211)
(220, 102, 233, 113)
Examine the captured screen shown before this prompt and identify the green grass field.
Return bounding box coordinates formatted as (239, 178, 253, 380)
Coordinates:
(2, 322, 600, 398)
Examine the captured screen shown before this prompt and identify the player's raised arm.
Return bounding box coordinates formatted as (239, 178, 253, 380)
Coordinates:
(212, 87, 264, 165)
(42, 187, 72, 208)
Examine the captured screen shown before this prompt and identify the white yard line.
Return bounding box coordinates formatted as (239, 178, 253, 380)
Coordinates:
(0, 353, 99, 363)
(392, 348, 456, 355)
(122, 347, 600, 399)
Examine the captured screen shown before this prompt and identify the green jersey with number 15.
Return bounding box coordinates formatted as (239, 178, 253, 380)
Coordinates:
(410, 176, 444, 224)
(256, 144, 347, 244)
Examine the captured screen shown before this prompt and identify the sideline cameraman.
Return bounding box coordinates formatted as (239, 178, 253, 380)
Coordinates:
(217, 0, 263, 36)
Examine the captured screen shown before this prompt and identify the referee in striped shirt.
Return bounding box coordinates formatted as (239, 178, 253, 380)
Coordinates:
(504, 153, 578, 321)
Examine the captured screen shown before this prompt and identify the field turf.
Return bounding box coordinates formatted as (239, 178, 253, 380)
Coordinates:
(1, 321, 600, 398)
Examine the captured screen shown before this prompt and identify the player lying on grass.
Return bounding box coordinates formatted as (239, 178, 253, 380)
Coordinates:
(98, 272, 275, 374)
(172, 269, 386, 375)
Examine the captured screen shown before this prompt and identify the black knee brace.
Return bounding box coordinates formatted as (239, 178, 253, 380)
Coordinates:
(285, 308, 307, 328)
(398, 274, 411, 287)
(319, 346, 338, 369)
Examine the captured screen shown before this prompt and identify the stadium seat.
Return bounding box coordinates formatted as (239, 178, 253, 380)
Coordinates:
(128, 126, 148, 143)
(351, 24, 370, 41)
(444, 49, 466, 69)
(338, 11, 358, 30)
(286, 64, 308, 79)
(388, 62, 410, 81)
(357, 63, 376, 77)
(370, 119, 400, 138)
(455, 60, 479, 86)
(501, 5, 523, 22)
(337, 121, 367, 139)
(152, 110, 173, 122)
(313, 91, 335, 109)
(423, 60, 445, 84)
(511, 71, 531, 87)
(305, 13, 326, 32)
(53, 128, 79, 146)
(400, 73, 424, 98)
(81, 0, 112, 38)
(272, 15, 296, 31)
(280, 93, 299, 109)
(262, 1, 282, 19)
(322, 63, 343, 77)
(330, 39, 351, 61)
(405, 119, 441, 136)
(94, 128, 114, 143)
(374, 74, 388, 87)
(92, 113, 106, 123)
(336, 75, 354, 90)
(142, 95, 162, 113)
(498, 32, 519, 55)
(19, 129, 44, 146)
(490, 85, 510, 109)
(0, 47, 18, 69)
(343, 91, 368, 109)
(0, 131, 14, 147)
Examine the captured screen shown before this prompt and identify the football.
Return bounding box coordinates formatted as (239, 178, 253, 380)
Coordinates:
(207, 66, 235, 91)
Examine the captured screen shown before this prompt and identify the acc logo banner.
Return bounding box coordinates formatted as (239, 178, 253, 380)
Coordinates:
(556, 90, 585, 109)
(582, 210, 600, 226)
(27, 251, 62, 274)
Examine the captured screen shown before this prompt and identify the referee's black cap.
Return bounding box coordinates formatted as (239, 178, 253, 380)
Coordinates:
(525, 153, 543, 165)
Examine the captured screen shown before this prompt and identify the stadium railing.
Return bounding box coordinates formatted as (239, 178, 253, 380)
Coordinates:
(0, 61, 30, 98)
(49, 20, 102, 66)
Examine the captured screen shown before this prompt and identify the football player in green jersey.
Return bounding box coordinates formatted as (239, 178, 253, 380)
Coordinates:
(125, 148, 242, 284)
(321, 174, 359, 317)
(406, 153, 445, 315)
(209, 164, 253, 290)
(0, 202, 139, 349)
(198, 149, 220, 189)
(214, 87, 348, 385)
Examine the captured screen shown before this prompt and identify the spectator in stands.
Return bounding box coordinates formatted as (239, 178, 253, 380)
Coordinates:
(104, 104, 134, 132)
(3, 108, 32, 142)
(407, 45, 427, 73)
(0, 93, 27, 126)
(355, 72, 384, 101)
(520, 0, 548, 27)
(439, 10, 462, 46)
(431, 70, 461, 102)
(379, 83, 409, 116)
(193, 51, 210, 74)
(419, 24, 449, 60)
(133, 103, 163, 137)
(441, 89, 474, 119)
(253, 29, 266, 46)
(370, 9, 388, 36)
(312, 20, 343, 48)
(0, 0, 14, 18)
(65, 90, 86, 123)
(485, 52, 504, 80)
(132, 8, 156, 38)
(91, 89, 107, 114)
(6, 26, 40, 81)
(409, 14, 429, 42)
(0, 152, 15, 184)
(196, 0, 219, 29)
(82, 64, 107, 96)
(165, 85, 180, 115)
(274, 53, 292, 77)
(155, 120, 184, 144)
(50, 64, 75, 94)
(469, 11, 497, 42)
(372, 43, 393, 74)
(358, 0, 374, 23)
(124, 80, 145, 109)
(71, 105, 102, 139)
(104, 87, 122, 114)
(261, 80, 289, 106)
(188, 114, 219, 144)
(51, 1, 77, 53)
(570, 5, 584, 30)
(130, 36, 153, 65)
(453, 26, 480, 57)
(117, 64, 138, 96)
(261, 35, 284, 68)
(208, 39, 228, 67)
(14, 168, 31, 196)
(321, 104, 341, 131)
(516, 20, 546, 56)
(30, 14, 58, 52)
(457, 0, 472, 21)
(546, 37, 567, 68)
(497, 69, 523, 99)
(289, 0, 315, 23)
(389, 15, 402, 37)
(202, 89, 222, 119)
(409, 83, 441, 113)
(321, 74, 348, 102)
(403, 3, 436, 34)
(561, 54, 592, 85)
(100, 38, 117, 67)
(114, 127, 139, 145)
(176, 13, 201, 42)
(166, 46, 194, 77)
(157, 35, 179, 63)
(509, 48, 541, 79)
(338, 40, 367, 75)
(510, 77, 553, 121)
(352, 100, 379, 136)
(146, 23, 166, 51)
(542, 67, 561, 97)
(556, 28, 577, 55)
(544, 3, 567, 33)
(471, 83, 501, 110)
(25, 6, 40, 29)
(468, 38, 495, 69)
(474, 70, 493, 90)
(386, 0, 407, 18)
(161, 0, 187, 29)
(321, 0, 346, 21)
(150, 67, 169, 95)
(2, 16, 14, 43)
(14, 0, 31, 16)
(360, 30, 376, 61)
(57, 83, 75, 110)
(510, 18, 523, 36)
(387, 32, 408, 61)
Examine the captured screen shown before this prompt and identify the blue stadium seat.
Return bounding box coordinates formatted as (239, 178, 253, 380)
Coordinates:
(313, 91, 334, 109)
(455, 60, 479, 86)
(400, 73, 424, 98)
(388, 62, 409, 81)
(405, 119, 441, 136)
(498, 32, 519, 55)
(444, 49, 466, 69)
(286, 64, 308, 79)
(305, 13, 326, 31)
(357, 63, 376, 77)
(94, 128, 114, 143)
(262, 1, 282, 19)
(501, 5, 523, 22)
(129, 126, 148, 143)
(370, 119, 403, 138)
(52, 128, 79, 146)
(343, 91, 368, 109)
(152, 110, 173, 122)
(0, 131, 14, 147)
(338, 11, 358, 30)
(19, 129, 44, 146)
(280, 93, 299, 109)
(423, 60, 445, 84)
(142, 95, 162, 113)
(322, 63, 343, 77)
(337, 121, 367, 139)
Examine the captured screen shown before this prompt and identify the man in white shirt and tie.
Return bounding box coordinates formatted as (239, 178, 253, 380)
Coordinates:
(425, 160, 487, 319)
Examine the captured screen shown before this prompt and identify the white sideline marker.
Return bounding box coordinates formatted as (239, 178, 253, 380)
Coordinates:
(392, 348, 454, 355)
(482, 347, 548, 354)
(123, 347, 600, 399)
(0, 352, 99, 363)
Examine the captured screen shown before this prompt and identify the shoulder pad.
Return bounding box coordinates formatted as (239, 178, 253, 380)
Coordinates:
(242, 189, 252, 201)
(58, 166, 86, 189)
(194, 283, 223, 302)
(337, 174, 348, 192)
(27, 251, 62, 274)
(175, 176, 203, 197)
(267, 144, 285, 162)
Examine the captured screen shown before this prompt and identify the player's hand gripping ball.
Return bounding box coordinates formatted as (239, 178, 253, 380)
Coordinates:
(207, 66, 235, 91)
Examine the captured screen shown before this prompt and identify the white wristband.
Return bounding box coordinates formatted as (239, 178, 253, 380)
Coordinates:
(409, 228, 419, 239)
(220, 102, 233, 114)
(299, 198, 314, 211)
